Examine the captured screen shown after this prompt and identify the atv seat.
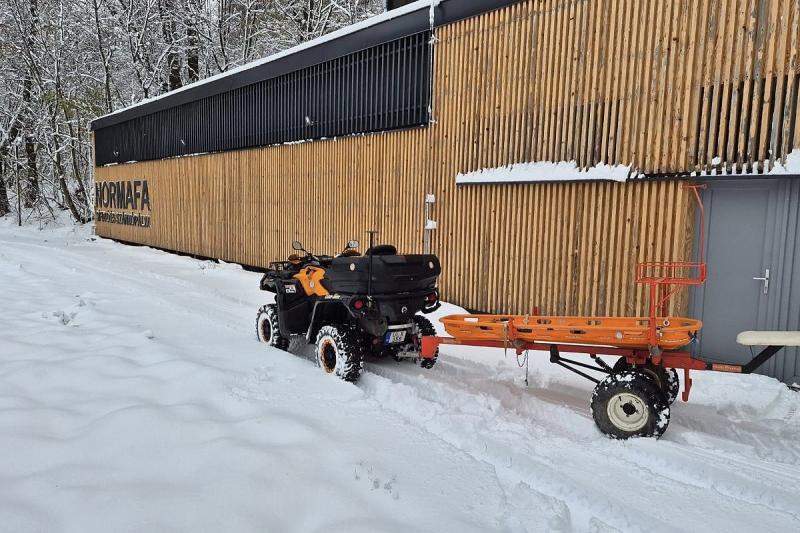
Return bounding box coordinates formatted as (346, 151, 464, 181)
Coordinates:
(316, 255, 335, 267)
(366, 244, 397, 256)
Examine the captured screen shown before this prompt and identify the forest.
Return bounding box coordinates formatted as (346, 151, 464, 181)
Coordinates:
(0, 0, 383, 224)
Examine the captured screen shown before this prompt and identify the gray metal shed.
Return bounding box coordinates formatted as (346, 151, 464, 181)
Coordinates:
(693, 178, 800, 385)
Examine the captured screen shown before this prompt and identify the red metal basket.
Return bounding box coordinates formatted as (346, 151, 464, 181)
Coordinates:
(635, 261, 707, 286)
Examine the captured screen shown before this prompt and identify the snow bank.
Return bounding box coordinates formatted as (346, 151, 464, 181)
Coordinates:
(768, 148, 800, 175)
(422, 301, 467, 336)
(456, 161, 633, 184)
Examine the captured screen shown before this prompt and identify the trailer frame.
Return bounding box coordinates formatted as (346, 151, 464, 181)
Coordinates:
(419, 334, 787, 404)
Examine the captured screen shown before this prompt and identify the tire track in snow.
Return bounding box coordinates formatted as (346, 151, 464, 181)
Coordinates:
(360, 358, 800, 531)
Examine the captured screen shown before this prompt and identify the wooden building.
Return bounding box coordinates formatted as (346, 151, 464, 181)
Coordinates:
(92, 0, 800, 383)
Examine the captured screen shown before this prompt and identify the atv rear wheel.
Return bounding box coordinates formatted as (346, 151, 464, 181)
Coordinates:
(591, 370, 670, 439)
(315, 325, 364, 383)
(412, 315, 438, 369)
(256, 304, 289, 351)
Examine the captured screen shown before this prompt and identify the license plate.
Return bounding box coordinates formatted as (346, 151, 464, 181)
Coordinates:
(384, 330, 407, 344)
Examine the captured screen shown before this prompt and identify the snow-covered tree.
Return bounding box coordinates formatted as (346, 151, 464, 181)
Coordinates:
(0, 0, 384, 223)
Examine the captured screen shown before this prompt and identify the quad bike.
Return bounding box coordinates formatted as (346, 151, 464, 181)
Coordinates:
(255, 236, 442, 382)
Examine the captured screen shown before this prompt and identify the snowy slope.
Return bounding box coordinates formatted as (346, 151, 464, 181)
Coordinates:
(1, 217, 799, 532)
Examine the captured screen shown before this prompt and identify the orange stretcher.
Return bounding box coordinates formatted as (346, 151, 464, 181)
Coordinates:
(440, 314, 703, 351)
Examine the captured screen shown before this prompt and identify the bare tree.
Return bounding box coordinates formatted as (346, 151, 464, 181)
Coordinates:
(158, 0, 183, 91)
(0, 0, 384, 224)
(185, 0, 201, 82)
(90, 0, 115, 113)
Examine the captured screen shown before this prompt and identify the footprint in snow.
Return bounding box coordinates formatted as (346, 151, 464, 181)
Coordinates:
(354, 461, 399, 500)
(45, 310, 78, 326)
(229, 367, 275, 402)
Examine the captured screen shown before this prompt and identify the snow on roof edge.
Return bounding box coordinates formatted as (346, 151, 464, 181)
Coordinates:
(768, 148, 800, 174)
(461, 150, 800, 184)
(456, 161, 634, 184)
(93, 0, 432, 125)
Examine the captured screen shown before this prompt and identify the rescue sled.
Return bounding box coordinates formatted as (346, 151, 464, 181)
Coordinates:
(440, 314, 702, 351)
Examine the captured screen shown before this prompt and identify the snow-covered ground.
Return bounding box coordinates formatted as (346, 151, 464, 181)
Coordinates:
(1, 217, 800, 532)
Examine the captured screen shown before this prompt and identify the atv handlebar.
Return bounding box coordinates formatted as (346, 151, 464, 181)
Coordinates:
(290, 240, 360, 265)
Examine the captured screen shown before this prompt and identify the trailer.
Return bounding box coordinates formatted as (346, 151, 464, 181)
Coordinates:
(417, 185, 800, 439)
(419, 322, 799, 439)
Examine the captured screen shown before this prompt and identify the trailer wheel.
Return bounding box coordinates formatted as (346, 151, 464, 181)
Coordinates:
(256, 304, 289, 351)
(315, 325, 364, 383)
(612, 357, 631, 373)
(591, 370, 670, 439)
(612, 359, 680, 405)
(412, 315, 438, 369)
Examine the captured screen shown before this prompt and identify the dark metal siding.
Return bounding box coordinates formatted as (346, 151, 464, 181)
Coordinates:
(90, 0, 521, 131)
(94, 31, 431, 166)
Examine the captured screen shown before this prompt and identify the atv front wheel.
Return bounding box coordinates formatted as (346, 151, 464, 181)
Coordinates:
(590, 370, 670, 439)
(315, 325, 364, 383)
(256, 304, 289, 351)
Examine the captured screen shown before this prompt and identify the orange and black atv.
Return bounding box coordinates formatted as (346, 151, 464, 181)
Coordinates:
(255, 237, 442, 382)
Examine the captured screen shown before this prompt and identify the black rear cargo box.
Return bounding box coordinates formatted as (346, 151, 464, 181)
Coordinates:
(324, 254, 440, 294)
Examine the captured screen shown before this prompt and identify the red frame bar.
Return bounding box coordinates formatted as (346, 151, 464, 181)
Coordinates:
(420, 335, 714, 401)
(422, 335, 707, 369)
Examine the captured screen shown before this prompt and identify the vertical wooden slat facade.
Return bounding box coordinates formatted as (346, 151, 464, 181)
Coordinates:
(95, 0, 800, 317)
